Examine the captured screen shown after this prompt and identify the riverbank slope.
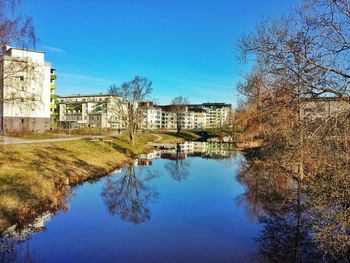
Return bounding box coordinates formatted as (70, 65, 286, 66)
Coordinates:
(0, 132, 176, 233)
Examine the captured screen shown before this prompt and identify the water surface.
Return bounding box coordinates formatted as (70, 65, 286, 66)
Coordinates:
(1, 144, 260, 263)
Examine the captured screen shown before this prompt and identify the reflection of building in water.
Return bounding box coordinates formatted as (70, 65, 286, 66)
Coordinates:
(1, 212, 52, 253)
(138, 142, 234, 163)
(139, 151, 161, 161)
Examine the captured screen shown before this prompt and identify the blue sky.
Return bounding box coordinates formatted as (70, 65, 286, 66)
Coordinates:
(22, 0, 299, 106)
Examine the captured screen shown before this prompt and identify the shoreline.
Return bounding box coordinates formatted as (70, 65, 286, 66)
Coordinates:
(0, 132, 167, 234)
(0, 130, 230, 234)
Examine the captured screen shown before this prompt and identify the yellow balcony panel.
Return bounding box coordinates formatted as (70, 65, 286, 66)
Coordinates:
(50, 104, 57, 109)
(50, 84, 56, 90)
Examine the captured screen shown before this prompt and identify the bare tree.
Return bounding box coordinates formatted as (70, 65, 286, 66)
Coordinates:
(171, 96, 190, 134)
(108, 76, 153, 145)
(0, 0, 35, 47)
(0, 0, 43, 132)
(236, 0, 350, 258)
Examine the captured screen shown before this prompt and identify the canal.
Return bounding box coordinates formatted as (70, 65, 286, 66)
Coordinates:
(2, 142, 346, 262)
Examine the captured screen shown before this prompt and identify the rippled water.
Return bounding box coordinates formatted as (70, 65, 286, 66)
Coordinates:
(0, 146, 262, 263)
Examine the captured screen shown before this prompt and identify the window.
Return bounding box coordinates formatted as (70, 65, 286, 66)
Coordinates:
(19, 76, 24, 81)
(21, 119, 24, 124)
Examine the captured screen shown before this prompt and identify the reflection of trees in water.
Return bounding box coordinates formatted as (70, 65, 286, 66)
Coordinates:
(307, 169, 350, 259)
(165, 159, 190, 182)
(236, 158, 350, 262)
(164, 148, 191, 182)
(211, 151, 238, 169)
(101, 164, 159, 224)
(0, 186, 71, 261)
(1, 243, 38, 263)
(163, 146, 237, 181)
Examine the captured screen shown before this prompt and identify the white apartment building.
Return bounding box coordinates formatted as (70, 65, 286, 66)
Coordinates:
(190, 103, 231, 129)
(143, 102, 231, 130)
(140, 101, 161, 130)
(56, 95, 232, 131)
(161, 110, 177, 130)
(192, 108, 207, 129)
(158, 105, 196, 130)
(180, 111, 195, 130)
(0, 46, 54, 134)
(58, 94, 125, 129)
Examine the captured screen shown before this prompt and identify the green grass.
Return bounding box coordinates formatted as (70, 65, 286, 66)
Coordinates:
(0, 131, 157, 233)
(111, 131, 156, 155)
(162, 131, 202, 141)
(154, 133, 184, 144)
(205, 130, 231, 138)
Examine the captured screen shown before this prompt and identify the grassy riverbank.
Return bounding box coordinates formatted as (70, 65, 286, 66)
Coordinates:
(0, 132, 157, 233)
(0, 130, 220, 233)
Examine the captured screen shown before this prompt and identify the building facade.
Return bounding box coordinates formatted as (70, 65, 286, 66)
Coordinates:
(57, 94, 232, 131)
(158, 105, 195, 130)
(0, 46, 54, 134)
(139, 101, 162, 130)
(58, 94, 125, 129)
(190, 103, 231, 129)
(50, 68, 59, 128)
(302, 97, 350, 121)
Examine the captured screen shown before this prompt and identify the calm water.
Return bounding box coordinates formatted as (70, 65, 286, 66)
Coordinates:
(1, 145, 261, 263)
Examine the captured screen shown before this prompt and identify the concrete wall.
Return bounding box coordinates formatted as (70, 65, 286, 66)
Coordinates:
(3, 116, 50, 135)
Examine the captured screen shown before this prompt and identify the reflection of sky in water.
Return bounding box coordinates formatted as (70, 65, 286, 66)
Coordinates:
(1, 153, 259, 263)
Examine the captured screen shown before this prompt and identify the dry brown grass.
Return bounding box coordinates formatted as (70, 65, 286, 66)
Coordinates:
(0, 132, 156, 233)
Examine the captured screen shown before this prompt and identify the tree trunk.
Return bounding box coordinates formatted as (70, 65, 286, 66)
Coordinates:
(297, 86, 305, 181)
(129, 128, 135, 146)
(177, 112, 181, 134)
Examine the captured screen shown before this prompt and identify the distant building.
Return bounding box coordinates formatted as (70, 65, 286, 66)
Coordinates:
(158, 105, 195, 130)
(191, 103, 231, 129)
(57, 94, 232, 131)
(190, 108, 207, 129)
(159, 105, 178, 130)
(0, 46, 55, 134)
(58, 94, 125, 129)
(302, 97, 350, 121)
(139, 101, 162, 130)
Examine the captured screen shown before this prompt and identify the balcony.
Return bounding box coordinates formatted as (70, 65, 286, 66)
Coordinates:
(50, 84, 56, 90)
(51, 75, 57, 81)
(50, 94, 58, 99)
(50, 104, 57, 109)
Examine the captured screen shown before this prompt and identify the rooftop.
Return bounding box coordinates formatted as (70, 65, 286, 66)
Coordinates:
(2, 45, 45, 55)
(58, 94, 119, 99)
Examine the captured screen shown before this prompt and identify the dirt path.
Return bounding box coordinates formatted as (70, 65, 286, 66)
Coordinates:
(152, 133, 163, 143)
(0, 135, 107, 145)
